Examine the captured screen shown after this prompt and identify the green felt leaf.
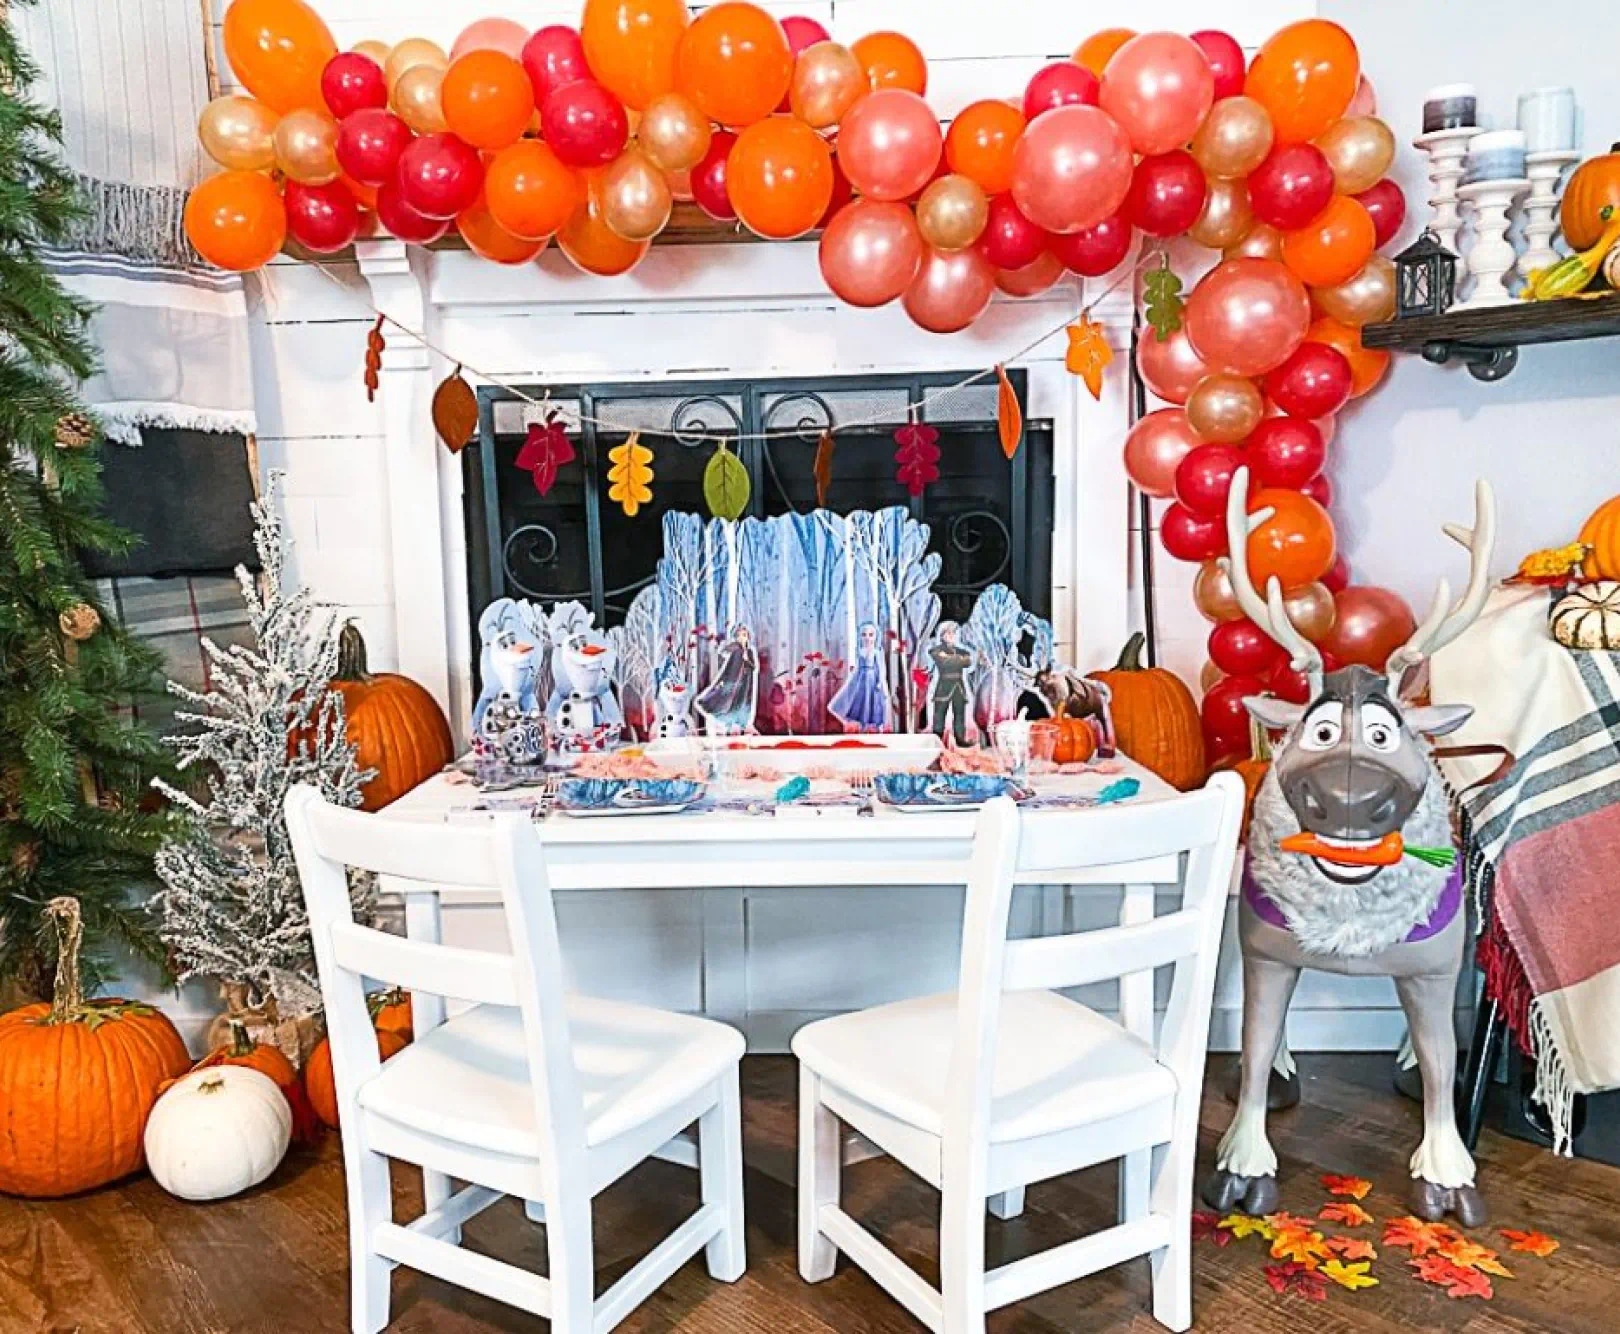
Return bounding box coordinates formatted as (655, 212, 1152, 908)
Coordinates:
(703, 446, 750, 521)
(1143, 264, 1185, 342)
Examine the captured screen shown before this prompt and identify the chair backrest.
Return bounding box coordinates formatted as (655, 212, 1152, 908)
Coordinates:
(284, 785, 587, 1168)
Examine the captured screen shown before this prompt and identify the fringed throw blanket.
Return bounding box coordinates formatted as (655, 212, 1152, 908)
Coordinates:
(15, 0, 256, 442)
(1431, 586, 1620, 1153)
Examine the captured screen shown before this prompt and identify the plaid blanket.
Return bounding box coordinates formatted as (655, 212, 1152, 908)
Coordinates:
(1431, 587, 1620, 1153)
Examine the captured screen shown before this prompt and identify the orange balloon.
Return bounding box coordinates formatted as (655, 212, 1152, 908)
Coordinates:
(676, 3, 792, 128)
(1247, 486, 1336, 589)
(1244, 19, 1359, 144)
(458, 187, 547, 262)
(727, 116, 833, 239)
(1281, 194, 1375, 288)
(581, 0, 691, 111)
(441, 50, 535, 150)
(558, 178, 651, 274)
(342, 174, 379, 211)
(183, 170, 287, 271)
(1305, 314, 1389, 397)
(222, 0, 337, 114)
(944, 100, 1026, 196)
(850, 31, 927, 95)
(1074, 28, 1135, 77)
(484, 141, 581, 240)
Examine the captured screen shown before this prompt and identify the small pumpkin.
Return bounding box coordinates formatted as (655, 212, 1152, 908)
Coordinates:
(1051, 714, 1098, 765)
(1226, 714, 1273, 841)
(145, 1066, 291, 1201)
(368, 987, 414, 1043)
(304, 1027, 409, 1129)
(1560, 145, 1620, 251)
(1087, 633, 1207, 791)
(0, 898, 190, 1197)
(1551, 581, 1620, 650)
(1579, 494, 1620, 580)
(329, 621, 454, 811)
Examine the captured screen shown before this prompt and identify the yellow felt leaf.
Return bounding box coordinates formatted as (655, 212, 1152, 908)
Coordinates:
(1320, 1259, 1379, 1291)
(1218, 1214, 1275, 1241)
(1064, 318, 1112, 400)
(607, 431, 655, 517)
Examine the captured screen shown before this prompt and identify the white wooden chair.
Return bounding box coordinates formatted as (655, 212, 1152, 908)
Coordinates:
(284, 785, 747, 1334)
(792, 775, 1244, 1334)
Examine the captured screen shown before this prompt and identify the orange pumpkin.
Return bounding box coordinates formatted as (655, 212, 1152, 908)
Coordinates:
(1579, 494, 1620, 579)
(0, 899, 190, 1197)
(1087, 633, 1207, 791)
(1560, 145, 1620, 251)
(190, 1020, 298, 1089)
(304, 1027, 408, 1129)
(1051, 714, 1098, 765)
(329, 621, 454, 811)
(368, 987, 414, 1043)
(1213, 715, 1273, 841)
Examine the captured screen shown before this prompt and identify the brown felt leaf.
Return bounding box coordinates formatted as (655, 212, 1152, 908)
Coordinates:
(431, 367, 478, 453)
(813, 430, 834, 507)
(996, 364, 1022, 460)
(364, 315, 385, 403)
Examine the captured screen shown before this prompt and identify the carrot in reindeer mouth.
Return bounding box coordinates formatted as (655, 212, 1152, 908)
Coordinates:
(1280, 831, 1405, 866)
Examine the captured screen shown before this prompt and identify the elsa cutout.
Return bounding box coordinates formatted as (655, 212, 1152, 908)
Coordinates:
(829, 620, 891, 732)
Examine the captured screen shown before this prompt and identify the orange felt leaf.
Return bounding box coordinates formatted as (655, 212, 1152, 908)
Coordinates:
(812, 430, 834, 508)
(1410, 1254, 1493, 1299)
(1500, 1228, 1560, 1257)
(1439, 1238, 1512, 1278)
(1064, 318, 1111, 400)
(1270, 1229, 1329, 1267)
(995, 364, 1022, 460)
(1384, 1216, 1463, 1257)
(1319, 1202, 1374, 1227)
(1319, 1173, 1373, 1200)
(1325, 1236, 1378, 1262)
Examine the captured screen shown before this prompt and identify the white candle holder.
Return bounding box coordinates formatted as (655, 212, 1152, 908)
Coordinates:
(1457, 177, 1530, 308)
(1519, 148, 1580, 285)
(1414, 126, 1478, 258)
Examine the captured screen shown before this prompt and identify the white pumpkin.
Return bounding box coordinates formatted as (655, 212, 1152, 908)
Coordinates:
(144, 1065, 291, 1201)
(1551, 580, 1620, 650)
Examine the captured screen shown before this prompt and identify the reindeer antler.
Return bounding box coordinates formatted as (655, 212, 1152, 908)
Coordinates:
(1220, 466, 1325, 698)
(1384, 479, 1497, 690)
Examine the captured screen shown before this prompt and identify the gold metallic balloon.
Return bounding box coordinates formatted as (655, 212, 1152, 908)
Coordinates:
(392, 63, 447, 135)
(1190, 96, 1274, 179)
(638, 92, 711, 173)
(1194, 558, 1244, 623)
(352, 40, 390, 65)
(1224, 220, 1283, 263)
(1313, 254, 1396, 327)
(1188, 177, 1253, 250)
(1185, 372, 1264, 444)
(199, 95, 278, 171)
(272, 108, 340, 185)
(1200, 660, 1226, 692)
(598, 148, 672, 242)
(666, 165, 694, 202)
(384, 37, 448, 90)
(916, 173, 988, 252)
(1317, 115, 1395, 196)
(789, 41, 865, 130)
(1283, 581, 1337, 643)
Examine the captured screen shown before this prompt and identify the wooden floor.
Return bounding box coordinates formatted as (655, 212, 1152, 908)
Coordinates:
(3, 1053, 1617, 1333)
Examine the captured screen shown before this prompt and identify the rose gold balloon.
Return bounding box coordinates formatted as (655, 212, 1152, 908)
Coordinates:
(818, 198, 923, 307)
(1189, 96, 1274, 179)
(1313, 253, 1395, 327)
(995, 250, 1065, 297)
(273, 108, 340, 184)
(385, 38, 448, 89)
(638, 91, 711, 172)
(1184, 257, 1312, 377)
(839, 89, 943, 202)
(666, 166, 694, 201)
(789, 41, 864, 130)
(916, 173, 988, 251)
(1185, 373, 1264, 443)
(450, 17, 529, 61)
(391, 63, 447, 134)
(598, 148, 672, 241)
(1348, 74, 1377, 118)
(1123, 407, 1201, 497)
(902, 244, 996, 333)
(1200, 660, 1226, 691)
(1194, 558, 1244, 622)
(353, 40, 391, 65)
(1009, 103, 1133, 234)
(199, 95, 278, 171)
(1189, 177, 1254, 250)
(1320, 585, 1417, 670)
(1135, 324, 1209, 405)
(1283, 580, 1337, 642)
(1317, 115, 1395, 196)
(1225, 221, 1283, 262)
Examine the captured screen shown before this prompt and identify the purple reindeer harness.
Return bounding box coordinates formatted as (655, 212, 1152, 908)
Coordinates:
(1241, 862, 1464, 944)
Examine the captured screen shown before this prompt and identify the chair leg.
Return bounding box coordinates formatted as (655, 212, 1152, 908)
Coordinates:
(940, 1186, 988, 1334)
(987, 1187, 1025, 1220)
(545, 1194, 595, 1334)
(1147, 1140, 1193, 1333)
(1120, 1149, 1150, 1225)
(798, 1066, 839, 1283)
(700, 1068, 747, 1282)
(347, 1144, 393, 1334)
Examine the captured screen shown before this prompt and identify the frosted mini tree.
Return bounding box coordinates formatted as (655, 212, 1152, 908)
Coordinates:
(150, 475, 374, 1026)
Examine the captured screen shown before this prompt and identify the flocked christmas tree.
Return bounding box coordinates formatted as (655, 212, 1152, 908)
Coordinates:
(0, 17, 177, 1001)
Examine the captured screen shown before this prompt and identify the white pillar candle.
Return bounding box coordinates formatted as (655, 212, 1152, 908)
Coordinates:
(1517, 87, 1577, 153)
(1464, 129, 1528, 184)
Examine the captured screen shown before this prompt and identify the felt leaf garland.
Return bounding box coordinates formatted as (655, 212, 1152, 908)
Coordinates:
(607, 431, 654, 516)
(1320, 1174, 1374, 1200)
(813, 430, 835, 507)
(1064, 317, 1111, 400)
(431, 366, 479, 454)
(515, 415, 575, 496)
(1142, 261, 1184, 341)
(1499, 1229, 1559, 1257)
(704, 444, 750, 520)
(364, 315, 385, 402)
(893, 419, 941, 497)
(995, 364, 1022, 460)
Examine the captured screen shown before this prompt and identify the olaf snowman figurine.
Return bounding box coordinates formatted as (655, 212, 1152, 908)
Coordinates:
(652, 663, 695, 740)
(546, 630, 623, 753)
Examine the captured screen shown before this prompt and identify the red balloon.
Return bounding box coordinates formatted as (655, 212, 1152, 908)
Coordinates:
(1267, 648, 1342, 703)
(1174, 442, 1245, 518)
(1124, 150, 1207, 238)
(1190, 30, 1245, 101)
(976, 193, 1047, 270)
(690, 129, 737, 219)
(542, 78, 628, 168)
(396, 132, 484, 219)
(782, 15, 830, 50)
(284, 178, 360, 252)
(1047, 208, 1132, 276)
(335, 108, 413, 186)
(1248, 142, 1334, 230)
(1161, 502, 1228, 561)
(321, 52, 387, 120)
(1354, 177, 1406, 249)
(1301, 473, 1334, 508)
(1246, 416, 1326, 488)
(521, 26, 589, 107)
(1022, 61, 1099, 119)
(1209, 619, 1284, 677)
(1262, 341, 1353, 418)
(1321, 585, 1416, 670)
(1321, 554, 1350, 593)
(1202, 674, 1267, 758)
(818, 150, 853, 228)
(375, 177, 450, 243)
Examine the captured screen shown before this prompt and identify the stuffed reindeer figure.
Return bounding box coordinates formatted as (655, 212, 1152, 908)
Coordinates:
(1203, 467, 1496, 1227)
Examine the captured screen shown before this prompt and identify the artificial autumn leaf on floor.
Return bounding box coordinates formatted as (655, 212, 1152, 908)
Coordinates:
(431, 366, 479, 453)
(1320, 1174, 1373, 1200)
(1263, 1261, 1328, 1301)
(1218, 1214, 1275, 1241)
(1270, 1228, 1330, 1267)
(1500, 1228, 1560, 1257)
(1264, 1212, 1317, 1237)
(893, 420, 941, 497)
(1064, 317, 1111, 400)
(813, 430, 835, 507)
(704, 444, 750, 520)
(1438, 1237, 1512, 1278)
(607, 431, 654, 517)
(995, 364, 1022, 460)
(1383, 1216, 1462, 1258)
(1319, 1201, 1374, 1227)
(1410, 1254, 1493, 1300)
(515, 415, 575, 496)
(1324, 1235, 1378, 1262)
(1142, 262, 1184, 341)
(1191, 1212, 1232, 1247)
(1320, 1259, 1379, 1291)
(364, 315, 385, 401)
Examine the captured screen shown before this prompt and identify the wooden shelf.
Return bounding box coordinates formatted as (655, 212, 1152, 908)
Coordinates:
(1361, 293, 1620, 380)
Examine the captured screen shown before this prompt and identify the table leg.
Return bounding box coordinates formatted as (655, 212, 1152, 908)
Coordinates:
(402, 888, 453, 1223)
(1118, 883, 1154, 1225)
(1458, 997, 1505, 1151)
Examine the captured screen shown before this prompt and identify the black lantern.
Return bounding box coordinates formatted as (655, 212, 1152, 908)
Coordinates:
(1393, 230, 1458, 319)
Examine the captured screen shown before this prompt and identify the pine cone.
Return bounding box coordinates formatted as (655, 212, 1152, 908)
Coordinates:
(10, 841, 38, 877)
(59, 603, 101, 641)
(54, 412, 95, 449)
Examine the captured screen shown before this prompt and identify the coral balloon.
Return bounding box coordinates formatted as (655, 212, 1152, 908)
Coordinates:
(222, 0, 337, 114)
(521, 26, 590, 107)
(677, 3, 792, 127)
(557, 185, 650, 274)
(1320, 586, 1417, 671)
(1190, 96, 1274, 180)
(1185, 257, 1312, 377)
(485, 139, 582, 239)
(1313, 253, 1396, 327)
(1225, 221, 1283, 262)
(1306, 314, 1389, 396)
(1190, 30, 1245, 101)
(902, 245, 995, 333)
(543, 78, 630, 167)
(1099, 31, 1215, 157)
(726, 115, 833, 239)
(916, 174, 988, 251)
(1249, 141, 1335, 230)
(1124, 150, 1207, 238)
(788, 42, 864, 130)
(1175, 441, 1246, 517)
(457, 187, 547, 262)
(384, 38, 448, 89)
(1244, 19, 1359, 144)
(945, 100, 1026, 196)
(396, 132, 484, 219)
(850, 31, 926, 94)
(1246, 486, 1336, 588)
(994, 251, 1065, 297)
(451, 18, 530, 62)
(690, 129, 737, 219)
(1283, 581, 1337, 643)
(283, 178, 359, 252)
(1354, 178, 1406, 249)
(441, 50, 534, 150)
(1203, 674, 1267, 758)
(1262, 341, 1353, 418)
(1009, 104, 1132, 234)
(1185, 373, 1263, 443)
(335, 108, 412, 185)
(638, 91, 711, 171)
(1194, 558, 1243, 622)
(1023, 62, 1099, 120)
(598, 147, 672, 240)
(580, 0, 689, 110)
(1318, 116, 1395, 196)
(976, 193, 1047, 270)
(838, 89, 942, 202)
(1282, 193, 1374, 287)
(199, 95, 278, 171)
(1348, 74, 1377, 118)
(819, 198, 923, 306)
(1209, 618, 1285, 677)
(1161, 503, 1228, 562)
(1074, 28, 1135, 77)
(1135, 323, 1208, 404)
(1189, 177, 1254, 250)
(1123, 408, 1201, 497)
(272, 108, 340, 184)
(321, 53, 387, 120)
(1046, 209, 1133, 276)
(1246, 416, 1326, 488)
(184, 170, 287, 270)
(391, 63, 447, 134)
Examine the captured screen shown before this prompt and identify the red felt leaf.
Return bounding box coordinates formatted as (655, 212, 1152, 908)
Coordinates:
(813, 430, 835, 507)
(515, 416, 576, 497)
(1409, 1254, 1493, 1299)
(1263, 1262, 1328, 1302)
(893, 421, 941, 497)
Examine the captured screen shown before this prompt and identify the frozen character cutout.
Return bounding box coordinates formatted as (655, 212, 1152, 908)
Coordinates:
(695, 625, 760, 735)
(829, 621, 891, 733)
(928, 620, 974, 746)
